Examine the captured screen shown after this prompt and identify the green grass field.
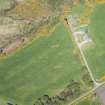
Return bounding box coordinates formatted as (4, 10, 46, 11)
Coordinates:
(77, 99, 100, 105)
(77, 95, 101, 105)
(84, 4, 105, 80)
(0, 23, 84, 105)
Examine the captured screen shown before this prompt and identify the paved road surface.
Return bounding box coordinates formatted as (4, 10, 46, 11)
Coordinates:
(96, 85, 105, 105)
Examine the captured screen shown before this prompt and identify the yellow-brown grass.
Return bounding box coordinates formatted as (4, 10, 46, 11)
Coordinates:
(8, 0, 50, 19)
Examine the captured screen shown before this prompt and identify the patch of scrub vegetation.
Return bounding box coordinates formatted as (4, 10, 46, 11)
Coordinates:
(84, 3, 105, 80)
(0, 23, 92, 105)
(0, 0, 15, 12)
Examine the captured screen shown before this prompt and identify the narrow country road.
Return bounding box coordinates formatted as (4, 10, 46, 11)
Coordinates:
(66, 15, 105, 105)
(67, 16, 100, 87)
